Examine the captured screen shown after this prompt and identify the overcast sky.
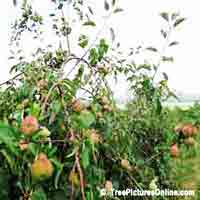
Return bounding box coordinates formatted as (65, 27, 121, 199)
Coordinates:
(1, 0, 200, 101)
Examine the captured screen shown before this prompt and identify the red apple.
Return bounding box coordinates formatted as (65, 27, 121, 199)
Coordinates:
(21, 116, 39, 136)
(170, 144, 180, 157)
(31, 153, 54, 181)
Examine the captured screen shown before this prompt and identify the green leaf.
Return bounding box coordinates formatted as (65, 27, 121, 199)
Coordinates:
(146, 47, 158, 52)
(171, 12, 179, 20)
(49, 13, 55, 17)
(32, 188, 47, 200)
(89, 48, 98, 65)
(52, 100, 62, 114)
(66, 148, 78, 158)
(54, 169, 62, 189)
(98, 39, 109, 61)
(88, 6, 94, 15)
(0, 150, 15, 172)
(110, 28, 115, 42)
(156, 98, 162, 115)
(169, 41, 179, 47)
(161, 29, 167, 38)
(112, 0, 116, 6)
(58, 3, 63, 10)
(78, 34, 89, 48)
(162, 56, 174, 62)
(137, 64, 151, 70)
(13, 0, 17, 6)
(77, 111, 95, 129)
(52, 191, 66, 200)
(83, 21, 96, 27)
(31, 103, 41, 117)
(104, 0, 110, 11)
(162, 72, 168, 80)
(28, 143, 38, 156)
(114, 8, 124, 14)
(81, 147, 90, 169)
(0, 123, 18, 142)
(160, 12, 169, 21)
(173, 18, 186, 27)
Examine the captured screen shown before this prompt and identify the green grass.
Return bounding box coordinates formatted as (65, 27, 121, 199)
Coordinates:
(170, 134, 200, 199)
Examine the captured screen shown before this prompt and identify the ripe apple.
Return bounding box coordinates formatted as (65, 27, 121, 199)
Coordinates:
(121, 159, 133, 171)
(182, 124, 197, 137)
(31, 153, 54, 181)
(21, 116, 39, 136)
(170, 144, 180, 157)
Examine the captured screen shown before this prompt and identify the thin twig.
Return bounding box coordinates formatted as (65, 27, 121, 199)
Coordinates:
(70, 162, 77, 200)
(75, 151, 86, 200)
(41, 82, 61, 114)
(20, 139, 67, 145)
(0, 72, 23, 87)
(144, 152, 162, 164)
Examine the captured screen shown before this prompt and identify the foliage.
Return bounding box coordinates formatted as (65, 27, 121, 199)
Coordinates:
(1, 0, 187, 199)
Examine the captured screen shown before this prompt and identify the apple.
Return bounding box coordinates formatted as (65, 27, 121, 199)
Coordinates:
(21, 116, 39, 136)
(31, 153, 54, 181)
(174, 123, 198, 137)
(182, 124, 193, 137)
(170, 144, 179, 157)
(182, 124, 197, 137)
(121, 159, 133, 171)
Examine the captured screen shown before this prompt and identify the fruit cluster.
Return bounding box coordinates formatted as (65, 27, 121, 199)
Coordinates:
(20, 116, 54, 180)
(170, 123, 199, 157)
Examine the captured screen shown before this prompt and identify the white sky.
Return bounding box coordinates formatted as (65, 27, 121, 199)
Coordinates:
(1, 0, 200, 101)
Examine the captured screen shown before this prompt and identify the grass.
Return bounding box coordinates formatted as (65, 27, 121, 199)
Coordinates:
(170, 134, 200, 199)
